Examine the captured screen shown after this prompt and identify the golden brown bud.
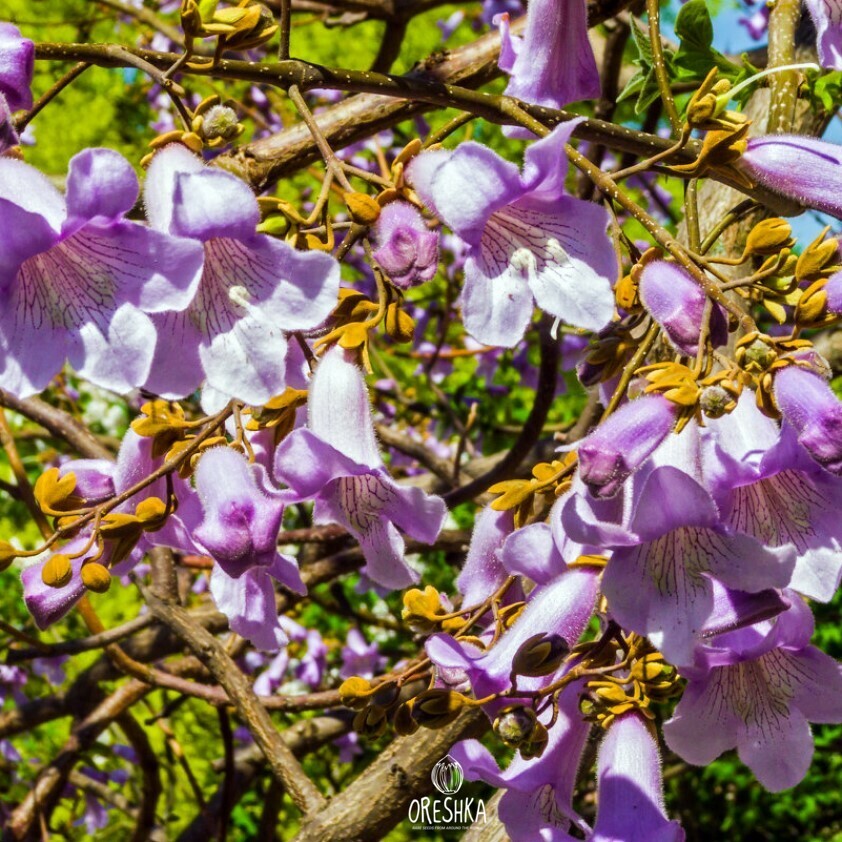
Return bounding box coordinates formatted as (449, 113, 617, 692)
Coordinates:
(511, 633, 569, 677)
(0, 540, 18, 572)
(519, 721, 549, 759)
(385, 303, 415, 343)
(744, 218, 793, 256)
(34, 468, 82, 516)
(409, 689, 470, 729)
(136, 496, 169, 531)
(42, 554, 73, 588)
(81, 562, 112, 594)
(795, 279, 830, 326)
(493, 705, 538, 748)
(353, 705, 387, 737)
(345, 192, 381, 226)
(339, 676, 375, 709)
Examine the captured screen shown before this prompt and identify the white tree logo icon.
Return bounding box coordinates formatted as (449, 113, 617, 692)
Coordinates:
(431, 755, 464, 794)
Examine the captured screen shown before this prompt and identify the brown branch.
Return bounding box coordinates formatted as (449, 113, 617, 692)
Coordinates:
(143, 589, 327, 815)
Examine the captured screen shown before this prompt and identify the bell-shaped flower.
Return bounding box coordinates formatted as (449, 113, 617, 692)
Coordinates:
(0, 23, 34, 111)
(592, 712, 684, 842)
(774, 364, 842, 474)
(274, 345, 447, 590)
(664, 596, 842, 792)
(143, 144, 340, 405)
(450, 685, 591, 841)
(567, 464, 794, 666)
(739, 136, 842, 220)
(576, 394, 679, 498)
(0, 149, 204, 397)
(704, 393, 842, 601)
(194, 447, 305, 651)
(426, 566, 599, 700)
(456, 507, 520, 606)
(408, 120, 617, 347)
(496, 0, 600, 112)
(339, 628, 385, 679)
(371, 201, 439, 289)
(804, 0, 842, 69)
(639, 260, 728, 356)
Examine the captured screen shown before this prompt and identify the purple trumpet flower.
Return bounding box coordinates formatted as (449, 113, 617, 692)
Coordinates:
(739, 135, 842, 219)
(576, 393, 679, 498)
(0, 23, 34, 111)
(664, 596, 842, 792)
(194, 447, 305, 651)
(564, 464, 794, 666)
(275, 345, 447, 590)
(408, 120, 617, 347)
(340, 628, 385, 679)
(0, 148, 204, 397)
(774, 364, 842, 474)
(804, 0, 842, 69)
(455, 507, 516, 606)
(704, 392, 842, 601)
(143, 144, 340, 405)
(371, 201, 439, 289)
(450, 685, 592, 841)
(497, 0, 600, 111)
(592, 712, 684, 842)
(639, 260, 727, 356)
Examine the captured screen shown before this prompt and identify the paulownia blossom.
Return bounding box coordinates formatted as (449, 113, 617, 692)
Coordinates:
(804, 0, 842, 69)
(738, 135, 842, 219)
(0, 22, 34, 111)
(0, 148, 204, 397)
(275, 345, 447, 590)
(193, 447, 305, 651)
(638, 260, 728, 356)
(496, 0, 600, 111)
(408, 119, 617, 347)
(704, 393, 842, 601)
(773, 364, 842, 474)
(664, 596, 842, 792)
(371, 200, 439, 289)
(450, 686, 592, 841)
(143, 144, 340, 405)
(564, 464, 794, 666)
(591, 712, 684, 842)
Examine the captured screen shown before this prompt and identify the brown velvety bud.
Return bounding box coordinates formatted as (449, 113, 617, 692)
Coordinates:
(0, 540, 18, 572)
(493, 705, 538, 748)
(345, 192, 381, 225)
(81, 562, 112, 593)
(42, 554, 73, 588)
(511, 633, 569, 677)
(519, 721, 549, 759)
(744, 218, 793, 256)
(339, 676, 374, 709)
(409, 689, 469, 729)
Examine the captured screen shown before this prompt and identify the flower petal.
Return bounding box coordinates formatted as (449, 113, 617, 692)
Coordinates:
(65, 148, 139, 223)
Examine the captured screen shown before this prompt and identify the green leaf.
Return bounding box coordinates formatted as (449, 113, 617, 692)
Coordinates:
(674, 0, 714, 52)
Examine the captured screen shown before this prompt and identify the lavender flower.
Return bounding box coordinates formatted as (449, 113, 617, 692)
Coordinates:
(275, 345, 447, 590)
(804, 0, 842, 69)
(576, 394, 679, 498)
(592, 712, 684, 842)
(639, 259, 727, 356)
(0, 23, 34, 111)
(0, 149, 204, 397)
(340, 628, 384, 679)
(739, 136, 842, 219)
(774, 364, 842, 474)
(408, 120, 617, 347)
(194, 447, 305, 651)
(497, 0, 600, 111)
(664, 596, 842, 791)
(143, 144, 340, 405)
(371, 201, 438, 289)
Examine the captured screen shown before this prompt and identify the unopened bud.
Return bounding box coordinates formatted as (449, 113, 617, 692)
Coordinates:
(409, 689, 469, 729)
(0, 540, 18, 572)
(493, 705, 538, 748)
(736, 336, 777, 373)
(136, 496, 168, 531)
(796, 232, 840, 282)
(519, 720, 549, 759)
(339, 676, 374, 709)
(795, 279, 829, 326)
(744, 218, 793, 256)
(81, 562, 111, 593)
(393, 702, 420, 736)
(511, 633, 569, 678)
(199, 104, 242, 143)
(345, 192, 381, 226)
(700, 384, 736, 418)
(353, 705, 387, 737)
(385, 303, 415, 343)
(42, 554, 73, 588)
